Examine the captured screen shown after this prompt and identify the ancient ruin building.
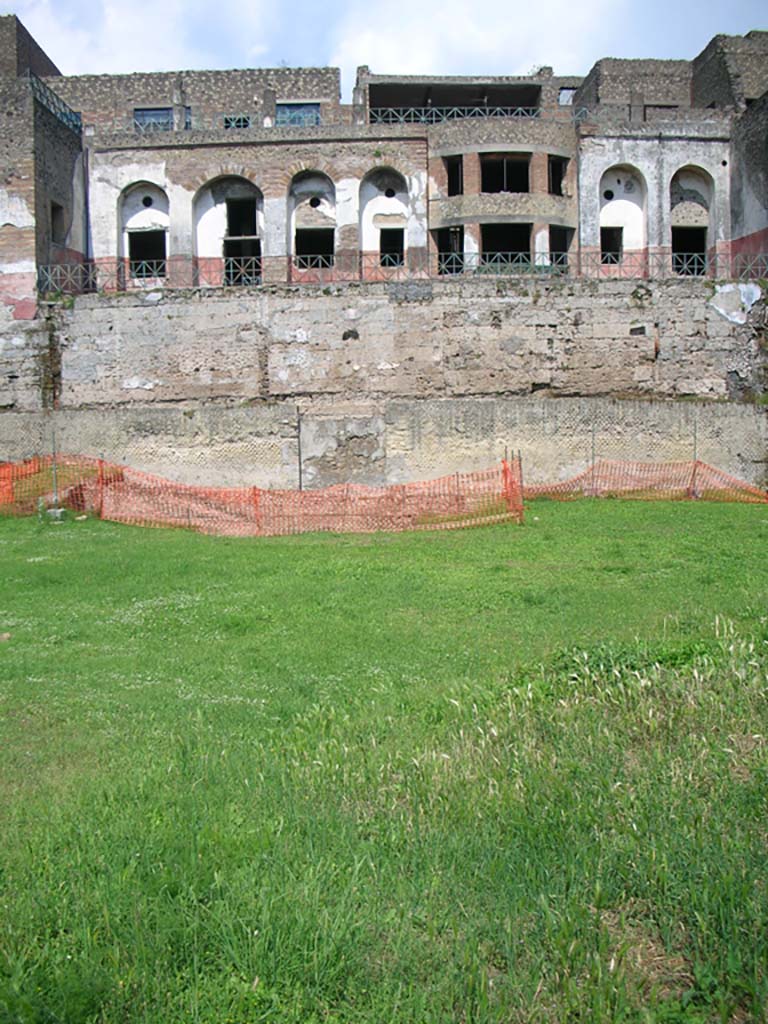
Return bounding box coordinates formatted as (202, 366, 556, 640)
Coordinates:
(0, 15, 766, 320)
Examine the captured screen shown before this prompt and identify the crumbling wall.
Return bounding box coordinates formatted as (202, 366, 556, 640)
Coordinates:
(0, 76, 37, 320)
(1, 395, 764, 489)
(730, 94, 768, 252)
(45, 67, 342, 132)
(10, 278, 759, 413)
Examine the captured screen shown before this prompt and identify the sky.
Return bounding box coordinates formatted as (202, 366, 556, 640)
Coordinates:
(3, 0, 766, 98)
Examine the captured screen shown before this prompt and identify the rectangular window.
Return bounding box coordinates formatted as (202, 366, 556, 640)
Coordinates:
(558, 88, 576, 106)
(51, 201, 66, 245)
(294, 228, 334, 268)
(184, 106, 192, 130)
(444, 155, 463, 197)
(379, 228, 404, 267)
(480, 153, 529, 194)
(133, 107, 174, 132)
(128, 230, 166, 277)
(275, 103, 321, 127)
(600, 227, 623, 265)
(548, 156, 567, 196)
(223, 114, 251, 130)
(226, 198, 257, 238)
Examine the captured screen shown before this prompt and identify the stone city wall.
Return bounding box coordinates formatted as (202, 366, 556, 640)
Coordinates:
(1, 394, 764, 490)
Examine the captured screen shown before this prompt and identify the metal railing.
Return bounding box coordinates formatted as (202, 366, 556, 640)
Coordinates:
(37, 251, 768, 298)
(128, 259, 167, 279)
(369, 106, 541, 124)
(27, 72, 82, 135)
(369, 105, 590, 125)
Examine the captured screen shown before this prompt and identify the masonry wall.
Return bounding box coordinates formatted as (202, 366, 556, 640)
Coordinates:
(46, 67, 342, 131)
(12, 278, 761, 410)
(1, 395, 764, 490)
(0, 76, 37, 321)
(730, 95, 768, 252)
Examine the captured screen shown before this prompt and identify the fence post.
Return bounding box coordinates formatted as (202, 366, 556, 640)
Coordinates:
(51, 421, 59, 510)
(296, 405, 303, 491)
(97, 458, 104, 519)
(590, 422, 596, 497)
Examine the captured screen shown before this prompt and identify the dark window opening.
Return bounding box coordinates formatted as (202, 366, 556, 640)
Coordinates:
(480, 154, 529, 194)
(672, 227, 707, 276)
(600, 227, 623, 265)
(548, 156, 567, 196)
(142, 195, 153, 208)
(549, 226, 572, 268)
(444, 155, 463, 196)
(276, 103, 321, 127)
(224, 237, 262, 285)
(226, 199, 257, 238)
(379, 228, 404, 267)
(309, 196, 321, 208)
(134, 107, 173, 132)
(436, 226, 464, 274)
(295, 228, 334, 268)
(224, 114, 251, 129)
(128, 230, 166, 277)
(184, 106, 192, 130)
(51, 201, 66, 245)
(481, 223, 531, 267)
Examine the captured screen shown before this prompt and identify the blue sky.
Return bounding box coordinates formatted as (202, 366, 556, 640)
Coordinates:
(3, 0, 766, 98)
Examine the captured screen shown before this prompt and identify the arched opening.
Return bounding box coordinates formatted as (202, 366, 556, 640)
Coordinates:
(288, 171, 336, 270)
(194, 177, 263, 286)
(120, 182, 169, 279)
(359, 168, 409, 275)
(670, 166, 713, 276)
(598, 165, 647, 272)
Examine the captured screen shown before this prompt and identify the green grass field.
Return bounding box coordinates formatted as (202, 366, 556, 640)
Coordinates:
(1, 502, 767, 1023)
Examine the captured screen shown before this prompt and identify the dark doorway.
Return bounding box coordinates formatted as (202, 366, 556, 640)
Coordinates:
(672, 227, 707, 276)
(380, 228, 405, 267)
(224, 197, 260, 283)
(128, 230, 166, 276)
(436, 226, 464, 274)
(481, 223, 531, 267)
(549, 226, 572, 269)
(295, 228, 335, 268)
(600, 227, 623, 265)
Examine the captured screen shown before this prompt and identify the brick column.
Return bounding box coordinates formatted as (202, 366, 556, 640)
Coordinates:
(463, 152, 481, 195)
(530, 152, 549, 195)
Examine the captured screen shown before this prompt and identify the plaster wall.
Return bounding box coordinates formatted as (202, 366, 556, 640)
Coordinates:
(578, 134, 731, 250)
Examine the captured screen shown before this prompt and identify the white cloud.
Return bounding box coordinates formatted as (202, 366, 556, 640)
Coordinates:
(330, 0, 627, 96)
(6, 0, 274, 74)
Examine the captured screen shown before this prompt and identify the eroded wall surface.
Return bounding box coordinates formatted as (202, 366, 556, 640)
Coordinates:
(0, 277, 765, 488)
(32, 277, 766, 407)
(1, 395, 764, 489)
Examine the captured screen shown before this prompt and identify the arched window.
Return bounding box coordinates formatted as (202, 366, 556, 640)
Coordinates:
(194, 177, 263, 285)
(359, 168, 409, 271)
(670, 166, 713, 276)
(288, 172, 336, 268)
(120, 182, 169, 278)
(598, 165, 647, 268)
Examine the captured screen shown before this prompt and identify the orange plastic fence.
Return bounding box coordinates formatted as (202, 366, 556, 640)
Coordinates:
(0, 456, 524, 536)
(524, 459, 768, 504)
